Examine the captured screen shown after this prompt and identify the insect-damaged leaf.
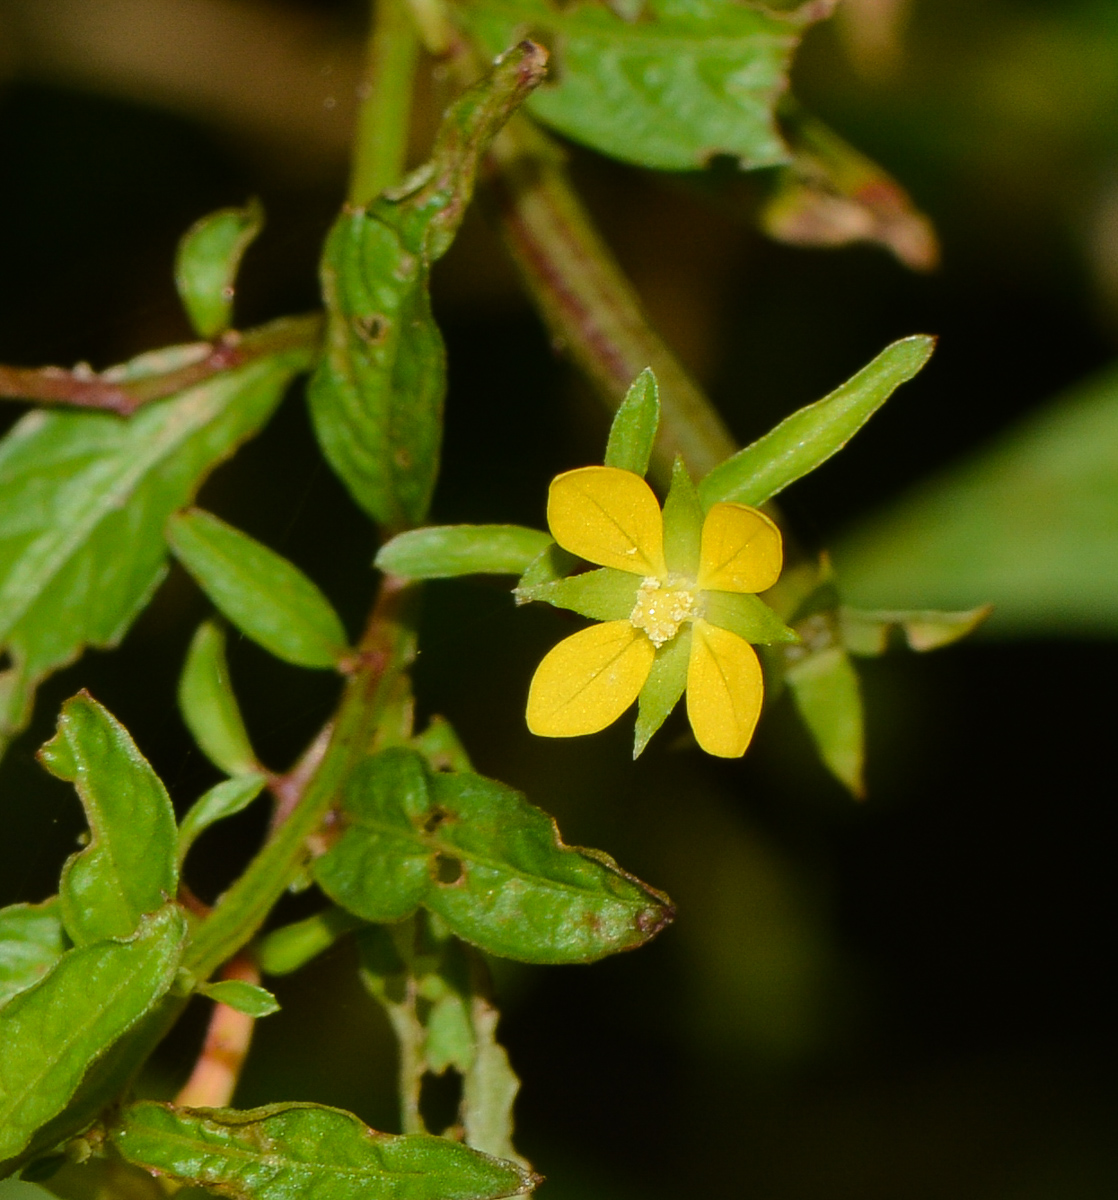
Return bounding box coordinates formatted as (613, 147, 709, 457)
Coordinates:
(0, 347, 310, 753)
(314, 748, 674, 964)
(0, 905, 187, 1171)
(307, 43, 547, 529)
(38, 694, 178, 947)
(110, 1101, 538, 1200)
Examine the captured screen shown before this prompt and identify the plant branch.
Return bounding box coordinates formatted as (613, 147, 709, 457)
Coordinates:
(0, 313, 323, 415)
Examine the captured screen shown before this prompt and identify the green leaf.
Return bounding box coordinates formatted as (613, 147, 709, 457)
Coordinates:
(833, 361, 1118, 633)
(110, 1101, 538, 1199)
(177, 775, 268, 868)
(515, 543, 578, 596)
(167, 509, 350, 669)
(307, 44, 547, 529)
(515, 567, 640, 620)
(0, 900, 68, 1010)
(703, 592, 799, 645)
(195, 980, 280, 1018)
(784, 642, 864, 798)
(461, 990, 523, 1164)
(38, 694, 178, 947)
(661, 458, 702, 576)
(0, 906, 187, 1170)
(604, 368, 660, 476)
(840, 605, 992, 656)
(698, 335, 936, 509)
(0, 350, 308, 751)
(376, 526, 552, 579)
(634, 625, 691, 759)
(174, 200, 265, 339)
(256, 907, 364, 977)
(411, 716, 474, 773)
(314, 749, 674, 964)
(456, 0, 823, 171)
(178, 620, 260, 777)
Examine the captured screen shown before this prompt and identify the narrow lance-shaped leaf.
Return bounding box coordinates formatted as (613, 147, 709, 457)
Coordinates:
(457, 0, 826, 171)
(604, 368, 660, 477)
(110, 1101, 538, 1200)
(178, 619, 260, 777)
(840, 605, 993, 656)
(0, 905, 187, 1171)
(0, 346, 310, 751)
(376, 525, 552, 579)
(195, 980, 280, 1018)
(307, 42, 548, 529)
(0, 899, 69, 1010)
(174, 199, 265, 339)
(698, 335, 936, 510)
(38, 693, 178, 947)
(167, 508, 350, 670)
(314, 748, 674, 964)
(177, 775, 268, 868)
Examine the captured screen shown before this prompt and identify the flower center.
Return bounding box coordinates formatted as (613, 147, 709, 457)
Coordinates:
(629, 576, 699, 648)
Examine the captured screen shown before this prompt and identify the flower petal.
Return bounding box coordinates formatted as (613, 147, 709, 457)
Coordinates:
(547, 467, 667, 577)
(527, 620, 655, 737)
(686, 618, 764, 758)
(697, 503, 782, 594)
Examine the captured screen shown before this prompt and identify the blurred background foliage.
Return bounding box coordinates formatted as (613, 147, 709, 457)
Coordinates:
(1, 0, 1116, 1196)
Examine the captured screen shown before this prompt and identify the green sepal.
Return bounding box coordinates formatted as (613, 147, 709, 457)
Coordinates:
(256, 907, 364, 978)
(515, 543, 578, 597)
(177, 774, 268, 868)
(661, 457, 702, 576)
(178, 620, 260, 777)
(604, 368, 660, 477)
(784, 642, 865, 798)
(699, 335, 936, 510)
(167, 508, 350, 670)
(703, 592, 799, 646)
(0, 898, 69, 1010)
(196, 979, 280, 1018)
(314, 749, 674, 964)
(634, 625, 691, 759)
(376, 525, 552, 579)
(840, 605, 993, 656)
(174, 199, 265, 339)
(109, 1101, 538, 1200)
(516, 567, 640, 621)
(38, 693, 178, 947)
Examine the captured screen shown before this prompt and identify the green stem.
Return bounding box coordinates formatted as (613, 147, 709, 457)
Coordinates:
(349, 0, 421, 207)
(185, 575, 418, 980)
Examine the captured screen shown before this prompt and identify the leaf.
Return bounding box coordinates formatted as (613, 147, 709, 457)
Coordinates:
(833, 361, 1118, 633)
(456, 0, 827, 171)
(376, 526, 553, 579)
(0, 349, 309, 751)
(110, 1101, 538, 1199)
(167, 509, 350, 669)
(0, 906, 187, 1170)
(307, 43, 548, 529)
(195, 980, 280, 1018)
(515, 567, 640, 620)
(177, 775, 268, 868)
(604, 368, 660, 476)
(784, 639, 864, 798)
(698, 335, 936, 509)
(515, 543, 578, 597)
(840, 605, 993, 656)
(174, 200, 265, 339)
(38, 694, 178, 947)
(314, 748, 674, 964)
(411, 716, 474, 773)
(256, 907, 364, 977)
(0, 900, 69, 1010)
(178, 620, 260, 777)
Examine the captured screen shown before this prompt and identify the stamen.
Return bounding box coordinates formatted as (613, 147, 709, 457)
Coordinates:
(629, 576, 698, 647)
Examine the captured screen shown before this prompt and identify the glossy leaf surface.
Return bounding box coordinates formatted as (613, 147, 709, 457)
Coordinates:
(376, 525, 552, 579)
(308, 44, 547, 529)
(38, 694, 178, 946)
(604, 368, 660, 476)
(167, 509, 349, 669)
(698, 335, 935, 509)
(110, 1101, 537, 1199)
(457, 0, 819, 170)
(0, 906, 187, 1169)
(174, 200, 264, 338)
(178, 620, 260, 777)
(0, 900, 68, 1010)
(0, 351, 307, 750)
(315, 749, 673, 963)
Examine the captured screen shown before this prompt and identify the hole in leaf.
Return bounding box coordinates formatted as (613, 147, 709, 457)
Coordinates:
(424, 806, 450, 833)
(434, 854, 463, 885)
(354, 312, 390, 344)
(419, 1069, 463, 1136)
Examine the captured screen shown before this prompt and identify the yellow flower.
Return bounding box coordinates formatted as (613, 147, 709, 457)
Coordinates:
(525, 465, 789, 758)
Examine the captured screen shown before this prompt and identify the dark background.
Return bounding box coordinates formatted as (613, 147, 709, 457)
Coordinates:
(1, 1, 1116, 1196)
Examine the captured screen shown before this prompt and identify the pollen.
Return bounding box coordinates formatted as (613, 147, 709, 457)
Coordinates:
(629, 576, 698, 647)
